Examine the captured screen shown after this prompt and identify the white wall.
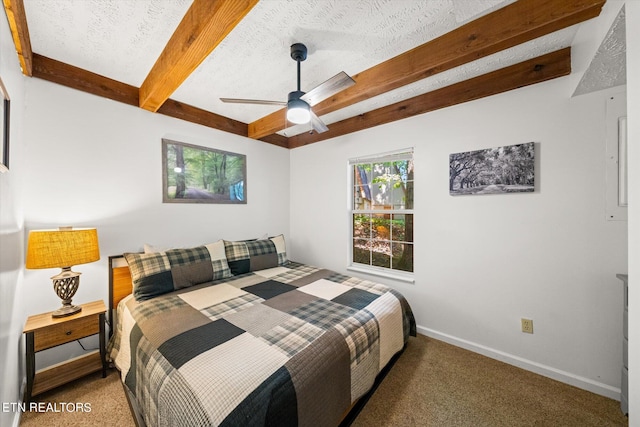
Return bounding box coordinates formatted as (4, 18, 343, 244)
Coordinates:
(290, 74, 627, 397)
(625, 1, 639, 422)
(17, 79, 290, 367)
(0, 8, 27, 427)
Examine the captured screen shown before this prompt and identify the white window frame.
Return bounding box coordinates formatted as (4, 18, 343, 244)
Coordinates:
(347, 148, 415, 283)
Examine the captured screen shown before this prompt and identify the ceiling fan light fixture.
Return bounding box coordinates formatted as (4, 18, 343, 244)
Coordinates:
(287, 97, 311, 124)
(221, 43, 351, 134)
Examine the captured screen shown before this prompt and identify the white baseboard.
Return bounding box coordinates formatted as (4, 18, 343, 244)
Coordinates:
(417, 325, 621, 401)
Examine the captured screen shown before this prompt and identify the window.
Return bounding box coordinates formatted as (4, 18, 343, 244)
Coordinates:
(349, 149, 414, 276)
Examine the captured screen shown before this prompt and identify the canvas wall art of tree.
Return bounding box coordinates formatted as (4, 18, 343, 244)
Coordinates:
(162, 139, 247, 204)
(449, 142, 534, 196)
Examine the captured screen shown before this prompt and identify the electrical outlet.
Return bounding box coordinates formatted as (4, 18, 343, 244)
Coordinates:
(521, 318, 534, 334)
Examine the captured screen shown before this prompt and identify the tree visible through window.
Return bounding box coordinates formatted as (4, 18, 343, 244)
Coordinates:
(350, 150, 414, 273)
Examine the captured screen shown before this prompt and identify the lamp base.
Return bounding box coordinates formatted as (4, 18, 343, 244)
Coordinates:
(51, 267, 82, 318)
(52, 304, 82, 318)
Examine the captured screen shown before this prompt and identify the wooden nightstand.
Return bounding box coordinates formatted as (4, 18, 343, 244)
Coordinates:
(23, 300, 107, 403)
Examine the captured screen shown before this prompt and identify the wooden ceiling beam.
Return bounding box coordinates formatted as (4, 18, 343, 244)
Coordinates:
(258, 134, 290, 149)
(288, 48, 572, 148)
(3, 0, 33, 76)
(32, 54, 139, 106)
(158, 99, 250, 140)
(32, 54, 252, 140)
(248, 0, 605, 140)
(139, 0, 259, 112)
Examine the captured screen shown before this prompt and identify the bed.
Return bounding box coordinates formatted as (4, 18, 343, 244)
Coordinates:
(107, 236, 415, 427)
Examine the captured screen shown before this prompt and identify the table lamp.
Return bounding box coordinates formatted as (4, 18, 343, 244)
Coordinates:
(26, 227, 100, 317)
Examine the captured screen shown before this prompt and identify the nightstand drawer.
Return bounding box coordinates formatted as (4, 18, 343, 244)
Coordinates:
(33, 314, 100, 351)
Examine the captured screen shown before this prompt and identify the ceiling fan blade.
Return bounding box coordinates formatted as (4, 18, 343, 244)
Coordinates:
(220, 98, 286, 106)
(309, 110, 329, 134)
(301, 71, 355, 106)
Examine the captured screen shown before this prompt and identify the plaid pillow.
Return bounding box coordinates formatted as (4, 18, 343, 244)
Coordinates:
(269, 234, 288, 265)
(224, 238, 279, 275)
(125, 240, 232, 301)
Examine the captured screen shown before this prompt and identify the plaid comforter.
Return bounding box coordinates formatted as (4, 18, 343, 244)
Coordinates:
(109, 261, 415, 427)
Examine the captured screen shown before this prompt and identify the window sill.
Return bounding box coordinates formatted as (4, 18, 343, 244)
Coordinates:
(347, 265, 415, 284)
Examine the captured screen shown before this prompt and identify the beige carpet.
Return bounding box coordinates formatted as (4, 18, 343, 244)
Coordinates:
(19, 334, 628, 426)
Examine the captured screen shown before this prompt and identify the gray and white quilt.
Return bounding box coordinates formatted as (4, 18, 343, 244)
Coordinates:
(109, 261, 415, 427)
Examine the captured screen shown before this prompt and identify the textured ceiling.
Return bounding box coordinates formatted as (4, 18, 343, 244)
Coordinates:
(21, 0, 620, 138)
(24, 0, 193, 86)
(574, 5, 626, 96)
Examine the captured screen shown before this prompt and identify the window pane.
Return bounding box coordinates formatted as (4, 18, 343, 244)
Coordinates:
(391, 214, 413, 242)
(390, 181, 413, 209)
(371, 162, 393, 208)
(393, 159, 411, 181)
(403, 180, 414, 209)
(388, 185, 401, 209)
(353, 238, 371, 265)
(353, 164, 372, 183)
(391, 214, 405, 241)
(353, 165, 372, 209)
(371, 241, 391, 268)
(395, 159, 414, 209)
(353, 214, 371, 238)
(371, 214, 391, 240)
(353, 186, 371, 210)
(391, 242, 413, 272)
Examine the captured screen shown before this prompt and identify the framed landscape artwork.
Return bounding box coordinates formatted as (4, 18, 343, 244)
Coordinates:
(449, 142, 534, 196)
(0, 77, 10, 173)
(162, 139, 247, 204)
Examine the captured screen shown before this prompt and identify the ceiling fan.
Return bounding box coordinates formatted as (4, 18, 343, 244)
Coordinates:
(221, 43, 355, 133)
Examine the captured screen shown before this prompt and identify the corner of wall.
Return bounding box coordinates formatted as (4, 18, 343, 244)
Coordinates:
(1, 6, 27, 427)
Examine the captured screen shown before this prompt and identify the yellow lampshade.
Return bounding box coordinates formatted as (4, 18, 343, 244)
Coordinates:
(26, 227, 100, 269)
